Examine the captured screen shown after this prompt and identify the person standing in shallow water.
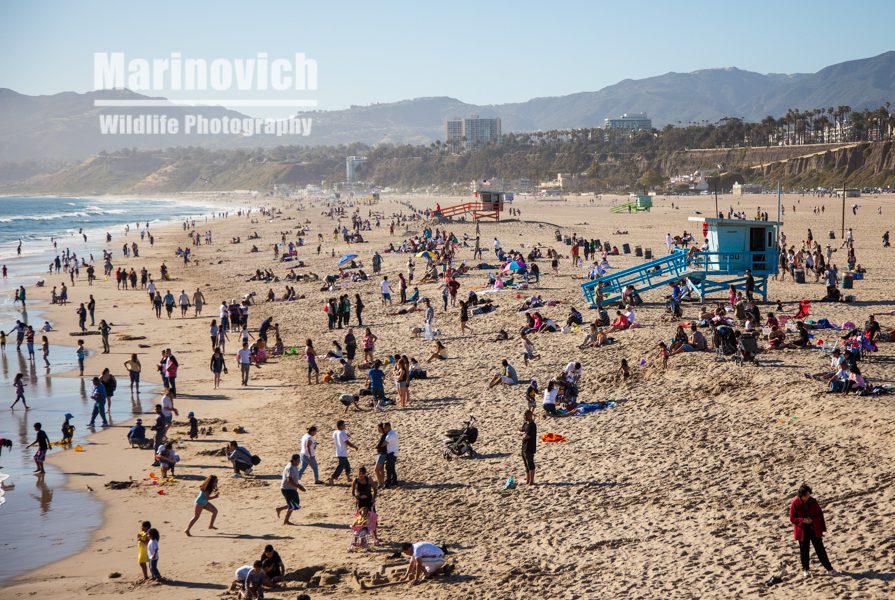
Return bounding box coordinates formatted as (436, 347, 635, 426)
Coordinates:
(789, 484, 837, 579)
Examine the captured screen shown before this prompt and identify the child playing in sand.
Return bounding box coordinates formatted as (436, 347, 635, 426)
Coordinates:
(657, 342, 670, 369)
(61, 413, 75, 445)
(137, 520, 151, 579)
(617, 359, 631, 381)
(185, 475, 219, 535)
(188, 411, 199, 440)
(521, 332, 537, 365)
(147, 528, 161, 580)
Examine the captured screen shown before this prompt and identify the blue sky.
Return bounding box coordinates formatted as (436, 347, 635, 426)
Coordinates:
(1, 0, 893, 116)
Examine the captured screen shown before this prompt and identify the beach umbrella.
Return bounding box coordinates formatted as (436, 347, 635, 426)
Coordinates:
(505, 261, 524, 272)
(338, 253, 358, 266)
(416, 250, 434, 259)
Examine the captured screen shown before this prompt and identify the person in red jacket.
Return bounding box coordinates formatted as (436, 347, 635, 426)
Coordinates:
(789, 484, 837, 578)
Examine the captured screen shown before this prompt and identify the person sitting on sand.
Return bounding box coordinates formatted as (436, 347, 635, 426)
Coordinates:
(326, 341, 344, 361)
(333, 359, 356, 382)
(426, 340, 447, 363)
(792, 321, 811, 348)
(767, 325, 790, 350)
(402, 542, 448, 585)
(805, 349, 844, 381)
(606, 311, 631, 333)
(488, 359, 519, 388)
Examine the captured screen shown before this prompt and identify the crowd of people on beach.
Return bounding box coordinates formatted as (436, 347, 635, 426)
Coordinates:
(8, 195, 887, 593)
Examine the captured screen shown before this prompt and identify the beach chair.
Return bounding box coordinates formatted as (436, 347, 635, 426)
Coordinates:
(792, 300, 811, 320)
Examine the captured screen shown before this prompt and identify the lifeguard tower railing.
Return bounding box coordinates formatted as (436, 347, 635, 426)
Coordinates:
(581, 248, 778, 307)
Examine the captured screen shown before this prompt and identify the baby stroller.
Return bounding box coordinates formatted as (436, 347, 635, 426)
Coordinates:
(443, 416, 478, 460)
(713, 325, 737, 360)
(736, 331, 760, 366)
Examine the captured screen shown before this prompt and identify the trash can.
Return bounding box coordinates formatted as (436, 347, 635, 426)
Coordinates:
(635, 246, 643, 257)
(564, 236, 571, 245)
(828, 230, 836, 240)
(644, 248, 653, 260)
(603, 241, 611, 252)
(843, 274, 854, 289)
(622, 243, 631, 254)
(794, 269, 805, 284)
(594, 239, 601, 250)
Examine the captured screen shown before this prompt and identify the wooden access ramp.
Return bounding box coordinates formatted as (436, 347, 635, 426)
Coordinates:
(434, 201, 500, 221)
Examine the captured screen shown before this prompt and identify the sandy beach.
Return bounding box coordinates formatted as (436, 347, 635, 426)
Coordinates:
(4, 191, 895, 599)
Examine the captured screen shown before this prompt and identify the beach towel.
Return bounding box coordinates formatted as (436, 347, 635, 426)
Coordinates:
(541, 432, 567, 442)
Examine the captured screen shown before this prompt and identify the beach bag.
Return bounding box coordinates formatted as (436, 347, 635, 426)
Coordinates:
(251, 454, 261, 466)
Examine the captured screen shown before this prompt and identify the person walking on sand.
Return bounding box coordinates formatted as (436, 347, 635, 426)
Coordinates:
(305, 339, 320, 384)
(179, 290, 190, 317)
(185, 475, 219, 536)
(327, 420, 358, 485)
(192, 287, 206, 317)
(297, 426, 322, 484)
(520, 410, 537, 485)
(237, 341, 252, 386)
(137, 520, 151, 580)
(789, 484, 837, 578)
(210, 347, 228, 389)
(27, 422, 50, 473)
(276, 454, 306, 525)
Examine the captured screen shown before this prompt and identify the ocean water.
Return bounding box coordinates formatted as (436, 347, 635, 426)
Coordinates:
(0, 196, 227, 582)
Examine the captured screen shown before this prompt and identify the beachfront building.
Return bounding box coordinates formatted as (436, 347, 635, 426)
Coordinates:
(732, 182, 763, 195)
(604, 112, 652, 132)
(445, 116, 502, 152)
(346, 155, 366, 183)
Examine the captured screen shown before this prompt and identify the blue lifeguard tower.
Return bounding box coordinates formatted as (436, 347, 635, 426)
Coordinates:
(580, 217, 780, 307)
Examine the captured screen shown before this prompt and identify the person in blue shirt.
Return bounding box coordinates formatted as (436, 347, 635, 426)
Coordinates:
(163, 291, 175, 318)
(89, 376, 109, 426)
(128, 418, 150, 447)
(366, 360, 386, 407)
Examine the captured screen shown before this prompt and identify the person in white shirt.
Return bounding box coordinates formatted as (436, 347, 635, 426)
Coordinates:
(402, 541, 446, 583)
(147, 281, 157, 303)
(666, 233, 674, 253)
(178, 290, 190, 317)
(380, 277, 392, 305)
(236, 341, 252, 386)
(276, 454, 306, 525)
(383, 422, 399, 488)
(563, 361, 582, 385)
(327, 420, 358, 485)
(160, 391, 178, 425)
(542, 380, 558, 416)
(493, 237, 501, 257)
(297, 426, 321, 484)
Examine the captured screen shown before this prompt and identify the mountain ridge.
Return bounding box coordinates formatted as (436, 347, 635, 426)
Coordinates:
(2, 51, 895, 161)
